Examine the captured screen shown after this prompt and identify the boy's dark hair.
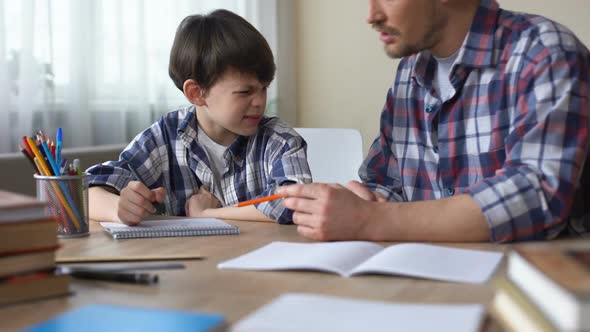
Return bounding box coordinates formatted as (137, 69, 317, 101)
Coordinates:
(169, 9, 276, 92)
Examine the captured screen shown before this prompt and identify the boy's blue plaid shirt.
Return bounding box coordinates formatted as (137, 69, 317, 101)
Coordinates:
(360, 0, 590, 242)
(86, 106, 312, 223)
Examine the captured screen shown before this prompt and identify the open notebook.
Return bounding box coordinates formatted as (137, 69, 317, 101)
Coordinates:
(218, 241, 503, 284)
(232, 293, 485, 332)
(100, 218, 239, 239)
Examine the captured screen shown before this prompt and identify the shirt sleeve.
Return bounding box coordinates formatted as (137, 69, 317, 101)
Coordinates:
(359, 86, 406, 202)
(256, 133, 313, 224)
(466, 46, 590, 242)
(86, 120, 167, 193)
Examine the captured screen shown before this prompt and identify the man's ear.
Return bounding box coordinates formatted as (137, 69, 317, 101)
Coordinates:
(183, 79, 207, 106)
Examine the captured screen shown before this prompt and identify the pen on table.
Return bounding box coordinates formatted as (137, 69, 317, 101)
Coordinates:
(235, 194, 282, 207)
(65, 269, 159, 285)
(58, 263, 186, 272)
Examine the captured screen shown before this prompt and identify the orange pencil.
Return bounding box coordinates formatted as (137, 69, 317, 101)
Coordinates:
(235, 194, 282, 207)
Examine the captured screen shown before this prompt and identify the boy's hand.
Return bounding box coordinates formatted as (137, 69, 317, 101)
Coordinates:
(185, 187, 221, 217)
(118, 181, 167, 225)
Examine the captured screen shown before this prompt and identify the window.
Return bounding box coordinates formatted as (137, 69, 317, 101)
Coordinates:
(0, 0, 284, 153)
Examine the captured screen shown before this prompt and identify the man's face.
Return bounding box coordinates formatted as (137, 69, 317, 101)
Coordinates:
(367, 0, 448, 58)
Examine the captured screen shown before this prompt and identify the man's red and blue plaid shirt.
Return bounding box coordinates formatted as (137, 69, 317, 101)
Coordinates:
(360, 0, 590, 242)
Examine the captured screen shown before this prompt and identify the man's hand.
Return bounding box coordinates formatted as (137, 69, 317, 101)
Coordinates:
(186, 187, 221, 217)
(118, 181, 167, 226)
(345, 181, 387, 202)
(276, 183, 375, 241)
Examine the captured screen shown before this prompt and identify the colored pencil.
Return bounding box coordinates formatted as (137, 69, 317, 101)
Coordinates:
(19, 144, 39, 174)
(235, 194, 282, 207)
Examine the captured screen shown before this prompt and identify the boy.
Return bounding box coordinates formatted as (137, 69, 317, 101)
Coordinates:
(87, 9, 312, 225)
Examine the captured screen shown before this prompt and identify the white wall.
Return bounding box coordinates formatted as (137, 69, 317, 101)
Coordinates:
(295, 0, 590, 153)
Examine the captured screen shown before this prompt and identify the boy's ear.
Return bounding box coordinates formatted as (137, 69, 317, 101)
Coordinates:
(183, 79, 207, 106)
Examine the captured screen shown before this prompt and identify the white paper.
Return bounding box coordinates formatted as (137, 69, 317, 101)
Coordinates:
(232, 293, 485, 332)
(218, 241, 383, 275)
(218, 241, 503, 283)
(350, 243, 504, 283)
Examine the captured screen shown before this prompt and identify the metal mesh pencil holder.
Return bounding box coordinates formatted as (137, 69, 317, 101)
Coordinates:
(34, 173, 90, 238)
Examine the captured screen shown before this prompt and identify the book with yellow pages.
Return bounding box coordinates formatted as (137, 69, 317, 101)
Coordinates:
(507, 245, 590, 331)
(491, 277, 556, 332)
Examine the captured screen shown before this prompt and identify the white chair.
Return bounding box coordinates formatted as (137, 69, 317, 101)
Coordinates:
(294, 128, 364, 184)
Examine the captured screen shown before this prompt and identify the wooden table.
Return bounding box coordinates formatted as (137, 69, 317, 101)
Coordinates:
(1, 219, 511, 331)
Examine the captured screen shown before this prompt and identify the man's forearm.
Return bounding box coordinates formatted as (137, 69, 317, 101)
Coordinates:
(88, 186, 120, 222)
(363, 194, 490, 242)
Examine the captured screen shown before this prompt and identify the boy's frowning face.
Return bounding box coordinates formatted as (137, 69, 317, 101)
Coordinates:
(195, 68, 269, 146)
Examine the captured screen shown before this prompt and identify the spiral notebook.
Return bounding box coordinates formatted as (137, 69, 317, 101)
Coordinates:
(100, 218, 240, 239)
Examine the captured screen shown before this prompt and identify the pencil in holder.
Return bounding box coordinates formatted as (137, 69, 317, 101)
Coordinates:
(34, 173, 90, 238)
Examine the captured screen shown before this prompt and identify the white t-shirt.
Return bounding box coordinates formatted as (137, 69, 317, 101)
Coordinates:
(197, 126, 228, 184)
(433, 50, 459, 101)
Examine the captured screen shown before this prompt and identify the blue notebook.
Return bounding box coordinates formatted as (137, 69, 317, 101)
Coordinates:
(25, 304, 225, 332)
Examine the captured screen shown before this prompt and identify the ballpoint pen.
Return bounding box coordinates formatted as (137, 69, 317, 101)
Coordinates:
(59, 267, 159, 285)
(58, 263, 185, 272)
(56, 127, 62, 168)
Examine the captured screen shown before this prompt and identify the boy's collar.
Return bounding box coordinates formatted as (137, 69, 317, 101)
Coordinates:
(177, 105, 249, 163)
(177, 105, 196, 137)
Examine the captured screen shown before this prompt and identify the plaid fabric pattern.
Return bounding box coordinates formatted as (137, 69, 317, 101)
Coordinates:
(86, 106, 312, 224)
(359, 0, 590, 242)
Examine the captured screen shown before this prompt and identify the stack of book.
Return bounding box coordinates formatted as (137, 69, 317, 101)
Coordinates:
(492, 243, 590, 332)
(0, 190, 70, 306)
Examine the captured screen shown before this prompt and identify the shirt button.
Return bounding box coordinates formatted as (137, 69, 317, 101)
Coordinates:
(445, 187, 455, 196)
(426, 105, 435, 113)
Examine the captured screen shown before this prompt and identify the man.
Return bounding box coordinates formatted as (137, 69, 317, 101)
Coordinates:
(277, 0, 590, 242)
